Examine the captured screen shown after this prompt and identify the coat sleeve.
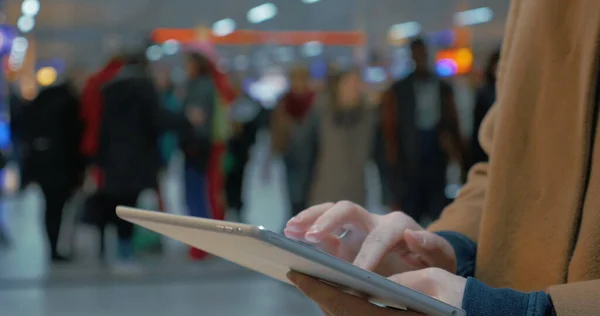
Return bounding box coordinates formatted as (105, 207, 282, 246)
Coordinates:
(547, 280, 600, 316)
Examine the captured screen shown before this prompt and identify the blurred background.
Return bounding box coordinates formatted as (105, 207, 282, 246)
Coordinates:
(0, 0, 506, 315)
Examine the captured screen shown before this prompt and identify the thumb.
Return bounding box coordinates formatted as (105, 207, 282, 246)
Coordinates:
(403, 230, 457, 273)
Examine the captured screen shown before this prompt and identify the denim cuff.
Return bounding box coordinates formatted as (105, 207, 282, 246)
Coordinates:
(434, 231, 477, 277)
(463, 278, 556, 316)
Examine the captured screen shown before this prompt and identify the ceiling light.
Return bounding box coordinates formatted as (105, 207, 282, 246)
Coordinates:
(301, 0, 321, 3)
(247, 3, 277, 24)
(389, 22, 421, 40)
(146, 45, 163, 61)
(11, 37, 29, 52)
(162, 39, 180, 55)
(21, 0, 40, 16)
(454, 7, 494, 26)
(212, 18, 236, 37)
(17, 15, 35, 33)
(302, 41, 323, 58)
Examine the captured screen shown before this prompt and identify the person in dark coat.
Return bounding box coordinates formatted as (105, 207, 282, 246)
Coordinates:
(225, 79, 262, 221)
(97, 52, 195, 271)
(380, 38, 465, 224)
(18, 81, 84, 262)
(469, 49, 500, 169)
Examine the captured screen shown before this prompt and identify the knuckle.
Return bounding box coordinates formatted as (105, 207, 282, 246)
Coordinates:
(385, 211, 408, 221)
(335, 200, 357, 210)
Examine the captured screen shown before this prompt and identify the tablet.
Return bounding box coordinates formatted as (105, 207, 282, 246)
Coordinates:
(116, 207, 466, 316)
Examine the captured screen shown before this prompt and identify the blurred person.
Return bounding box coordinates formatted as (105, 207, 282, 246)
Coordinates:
(225, 79, 262, 222)
(18, 80, 84, 262)
(79, 55, 126, 260)
(97, 52, 195, 272)
(267, 65, 316, 218)
(469, 49, 500, 169)
(157, 76, 182, 166)
(381, 38, 465, 224)
(182, 52, 237, 259)
(80, 55, 125, 187)
(304, 68, 383, 207)
(284, 1, 600, 315)
(8, 83, 28, 178)
(0, 151, 8, 247)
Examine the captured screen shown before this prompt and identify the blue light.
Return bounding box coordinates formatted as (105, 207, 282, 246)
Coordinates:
(0, 120, 11, 150)
(436, 58, 458, 77)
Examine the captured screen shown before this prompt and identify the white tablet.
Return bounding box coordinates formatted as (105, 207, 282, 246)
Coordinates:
(116, 207, 466, 316)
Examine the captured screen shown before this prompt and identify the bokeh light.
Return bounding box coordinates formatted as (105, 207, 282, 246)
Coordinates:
(212, 18, 236, 37)
(21, 0, 40, 16)
(436, 58, 458, 77)
(146, 45, 163, 61)
(17, 15, 35, 33)
(36, 66, 58, 86)
(247, 3, 277, 24)
(161, 39, 180, 56)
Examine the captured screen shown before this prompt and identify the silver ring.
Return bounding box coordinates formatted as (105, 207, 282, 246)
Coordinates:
(336, 229, 350, 240)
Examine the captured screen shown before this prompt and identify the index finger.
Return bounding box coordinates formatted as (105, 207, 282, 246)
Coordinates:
(286, 202, 335, 231)
(304, 201, 373, 243)
(353, 212, 417, 271)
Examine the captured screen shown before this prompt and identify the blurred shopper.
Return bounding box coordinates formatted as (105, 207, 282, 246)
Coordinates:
(381, 38, 464, 224)
(182, 53, 215, 226)
(0, 151, 8, 247)
(268, 65, 316, 218)
(80, 55, 125, 187)
(183, 52, 237, 259)
(97, 52, 195, 272)
(225, 79, 262, 222)
(469, 49, 500, 169)
(304, 69, 383, 207)
(18, 80, 84, 262)
(285, 1, 600, 315)
(158, 76, 182, 166)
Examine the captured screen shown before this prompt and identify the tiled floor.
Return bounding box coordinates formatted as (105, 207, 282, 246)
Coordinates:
(0, 131, 384, 316)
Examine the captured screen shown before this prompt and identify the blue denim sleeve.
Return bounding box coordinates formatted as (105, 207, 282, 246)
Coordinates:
(435, 231, 477, 277)
(463, 278, 557, 316)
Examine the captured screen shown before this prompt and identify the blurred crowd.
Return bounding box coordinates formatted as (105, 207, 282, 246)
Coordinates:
(0, 38, 500, 275)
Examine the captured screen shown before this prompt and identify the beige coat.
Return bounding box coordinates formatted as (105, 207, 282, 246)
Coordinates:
(429, 0, 600, 315)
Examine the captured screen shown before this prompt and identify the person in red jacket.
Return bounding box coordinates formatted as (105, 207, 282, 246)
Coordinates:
(80, 55, 125, 182)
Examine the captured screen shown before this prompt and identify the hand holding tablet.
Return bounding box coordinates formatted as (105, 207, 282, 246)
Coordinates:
(117, 206, 465, 316)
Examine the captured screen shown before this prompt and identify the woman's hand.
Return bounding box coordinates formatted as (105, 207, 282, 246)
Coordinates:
(288, 268, 467, 316)
(284, 202, 457, 276)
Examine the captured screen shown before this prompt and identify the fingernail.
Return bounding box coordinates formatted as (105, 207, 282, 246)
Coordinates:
(308, 225, 323, 234)
(407, 229, 426, 247)
(304, 234, 321, 243)
(289, 214, 302, 222)
(417, 232, 426, 247)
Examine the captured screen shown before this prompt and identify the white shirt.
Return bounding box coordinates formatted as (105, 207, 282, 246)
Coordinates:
(414, 78, 441, 130)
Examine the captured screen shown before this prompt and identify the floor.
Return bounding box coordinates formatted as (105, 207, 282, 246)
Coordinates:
(0, 131, 384, 316)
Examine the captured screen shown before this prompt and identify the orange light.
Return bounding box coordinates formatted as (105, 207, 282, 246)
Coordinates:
(152, 29, 366, 46)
